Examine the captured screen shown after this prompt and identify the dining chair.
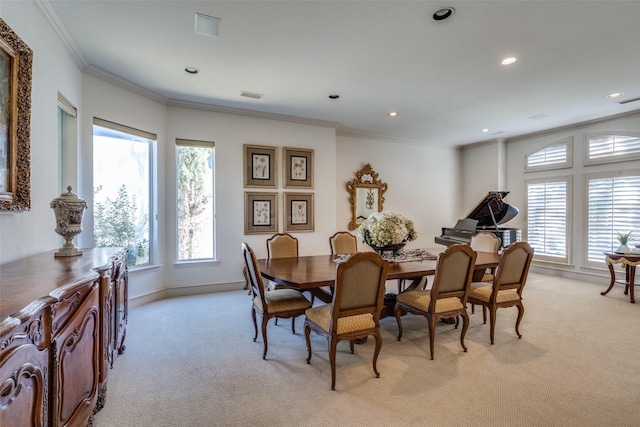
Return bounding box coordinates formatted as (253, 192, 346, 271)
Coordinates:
(242, 242, 312, 360)
(468, 241, 534, 344)
(329, 231, 358, 255)
(266, 233, 298, 259)
(394, 244, 477, 360)
(303, 252, 389, 390)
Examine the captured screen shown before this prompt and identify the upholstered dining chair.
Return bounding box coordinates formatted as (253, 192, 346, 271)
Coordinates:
(242, 242, 312, 360)
(266, 233, 298, 259)
(468, 241, 534, 344)
(470, 232, 501, 282)
(329, 231, 358, 255)
(394, 244, 477, 360)
(304, 252, 389, 390)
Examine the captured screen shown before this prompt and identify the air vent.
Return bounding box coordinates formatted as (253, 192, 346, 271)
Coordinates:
(240, 91, 265, 100)
(618, 96, 640, 105)
(195, 13, 220, 37)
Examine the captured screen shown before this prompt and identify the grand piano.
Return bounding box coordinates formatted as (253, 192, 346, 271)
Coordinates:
(435, 191, 521, 248)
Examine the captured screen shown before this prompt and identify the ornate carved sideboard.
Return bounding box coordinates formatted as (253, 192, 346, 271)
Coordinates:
(0, 248, 128, 426)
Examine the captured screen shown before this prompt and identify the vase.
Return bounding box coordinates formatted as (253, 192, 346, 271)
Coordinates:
(369, 242, 406, 257)
(50, 186, 87, 257)
(617, 244, 630, 253)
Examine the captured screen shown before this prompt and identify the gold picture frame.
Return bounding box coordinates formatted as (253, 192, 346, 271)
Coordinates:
(284, 192, 314, 232)
(0, 18, 33, 211)
(243, 144, 277, 188)
(283, 147, 313, 188)
(244, 192, 278, 234)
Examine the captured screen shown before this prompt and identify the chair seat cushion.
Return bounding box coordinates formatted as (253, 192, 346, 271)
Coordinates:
(305, 304, 375, 334)
(468, 286, 520, 303)
(396, 290, 464, 313)
(254, 289, 312, 314)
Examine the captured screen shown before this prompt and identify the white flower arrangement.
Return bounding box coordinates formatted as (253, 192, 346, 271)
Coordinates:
(357, 211, 418, 247)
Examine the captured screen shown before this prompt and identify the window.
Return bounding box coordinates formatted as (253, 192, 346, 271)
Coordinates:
(585, 132, 640, 165)
(525, 138, 571, 171)
(93, 118, 155, 266)
(57, 93, 77, 193)
(176, 139, 215, 261)
(586, 171, 640, 265)
(526, 177, 570, 264)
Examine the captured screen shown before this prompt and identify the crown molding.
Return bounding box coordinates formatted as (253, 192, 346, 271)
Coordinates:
(36, 0, 87, 69)
(336, 130, 459, 150)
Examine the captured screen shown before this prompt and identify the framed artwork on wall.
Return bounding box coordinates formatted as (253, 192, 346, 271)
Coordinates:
(244, 192, 278, 234)
(283, 147, 313, 188)
(284, 192, 314, 232)
(0, 18, 33, 211)
(243, 144, 277, 188)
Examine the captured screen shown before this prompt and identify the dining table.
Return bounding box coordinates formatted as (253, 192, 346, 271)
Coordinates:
(258, 248, 501, 318)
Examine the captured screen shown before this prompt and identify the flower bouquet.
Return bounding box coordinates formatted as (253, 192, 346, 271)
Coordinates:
(357, 211, 418, 256)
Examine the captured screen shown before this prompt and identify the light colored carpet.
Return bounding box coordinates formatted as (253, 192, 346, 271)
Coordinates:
(93, 273, 640, 427)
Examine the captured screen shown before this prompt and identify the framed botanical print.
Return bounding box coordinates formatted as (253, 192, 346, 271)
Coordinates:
(243, 144, 277, 188)
(283, 147, 313, 188)
(284, 192, 314, 232)
(244, 192, 278, 234)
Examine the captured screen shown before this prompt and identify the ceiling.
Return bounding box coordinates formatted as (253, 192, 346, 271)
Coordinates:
(44, 0, 640, 147)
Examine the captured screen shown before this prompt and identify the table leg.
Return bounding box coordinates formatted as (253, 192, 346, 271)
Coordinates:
(628, 265, 636, 303)
(601, 262, 616, 296)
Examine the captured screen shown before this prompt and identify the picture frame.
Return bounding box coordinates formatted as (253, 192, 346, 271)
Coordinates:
(243, 144, 277, 188)
(284, 192, 314, 232)
(244, 192, 278, 234)
(0, 18, 33, 211)
(283, 147, 314, 188)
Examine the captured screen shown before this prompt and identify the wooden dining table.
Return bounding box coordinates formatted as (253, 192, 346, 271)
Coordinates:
(258, 249, 501, 317)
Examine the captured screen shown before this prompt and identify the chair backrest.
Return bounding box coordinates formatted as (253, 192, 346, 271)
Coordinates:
(242, 242, 267, 305)
(429, 244, 478, 309)
(492, 241, 534, 297)
(266, 233, 298, 259)
(470, 232, 501, 253)
(330, 252, 389, 332)
(329, 231, 358, 255)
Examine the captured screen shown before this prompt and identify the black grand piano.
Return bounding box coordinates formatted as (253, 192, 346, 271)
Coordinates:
(435, 191, 521, 248)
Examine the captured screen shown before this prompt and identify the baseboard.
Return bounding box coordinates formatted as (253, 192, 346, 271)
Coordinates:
(128, 281, 246, 307)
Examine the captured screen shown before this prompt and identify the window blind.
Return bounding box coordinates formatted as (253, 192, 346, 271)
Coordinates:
(527, 179, 568, 262)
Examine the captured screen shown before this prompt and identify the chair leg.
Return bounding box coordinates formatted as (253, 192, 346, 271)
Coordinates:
(349, 340, 355, 354)
(261, 317, 269, 359)
(460, 312, 469, 353)
(428, 315, 437, 360)
(329, 337, 338, 391)
(291, 317, 296, 334)
(471, 303, 475, 314)
(395, 305, 404, 341)
(482, 305, 487, 324)
(304, 324, 312, 364)
(251, 306, 258, 342)
(489, 306, 497, 345)
(515, 302, 524, 339)
(372, 330, 382, 379)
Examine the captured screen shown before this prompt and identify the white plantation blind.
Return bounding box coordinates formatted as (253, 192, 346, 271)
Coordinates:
(587, 133, 640, 163)
(527, 179, 569, 263)
(526, 140, 569, 170)
(587, 173, 640, 262)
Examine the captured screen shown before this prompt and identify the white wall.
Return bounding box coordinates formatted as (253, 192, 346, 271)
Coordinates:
(0, 2, 83, 264)
(336, 135, 459, 251)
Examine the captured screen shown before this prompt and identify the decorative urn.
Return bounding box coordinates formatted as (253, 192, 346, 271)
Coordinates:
(50, 186, 87, 257)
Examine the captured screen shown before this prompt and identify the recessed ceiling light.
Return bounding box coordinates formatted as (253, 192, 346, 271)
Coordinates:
(388, 112, 398, 117)
(328, 94, 340, 99)
(607, 92, 624, 99)
(501, 57, 517, 66)
(432, 7, 455, 21)
(184, 67, 199, 74)
(482, 128, 490, 133)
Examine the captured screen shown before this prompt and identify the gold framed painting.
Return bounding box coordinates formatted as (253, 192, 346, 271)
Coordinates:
(243, 144, 277, 188)
(284, 192, 314, 232)
(244, 192, 278, 234)
(0, 18, 33, 211)
(283, 147, 313, 188)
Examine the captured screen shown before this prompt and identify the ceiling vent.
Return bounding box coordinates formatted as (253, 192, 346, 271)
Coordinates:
(617, 96, 640, 105)
(240, 91, 265, 100)
(195, 13, 220, 37)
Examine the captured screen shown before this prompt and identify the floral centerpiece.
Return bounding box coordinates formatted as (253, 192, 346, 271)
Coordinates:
(357, 211, 418, 255)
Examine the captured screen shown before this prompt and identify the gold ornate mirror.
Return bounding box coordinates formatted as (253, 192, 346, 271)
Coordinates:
(346, 163, 388, 230)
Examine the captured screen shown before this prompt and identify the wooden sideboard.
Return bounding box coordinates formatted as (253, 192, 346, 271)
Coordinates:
(0, 248, 128, 427)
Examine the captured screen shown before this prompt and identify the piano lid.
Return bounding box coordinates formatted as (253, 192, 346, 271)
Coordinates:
(464, 191, 518, 228)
